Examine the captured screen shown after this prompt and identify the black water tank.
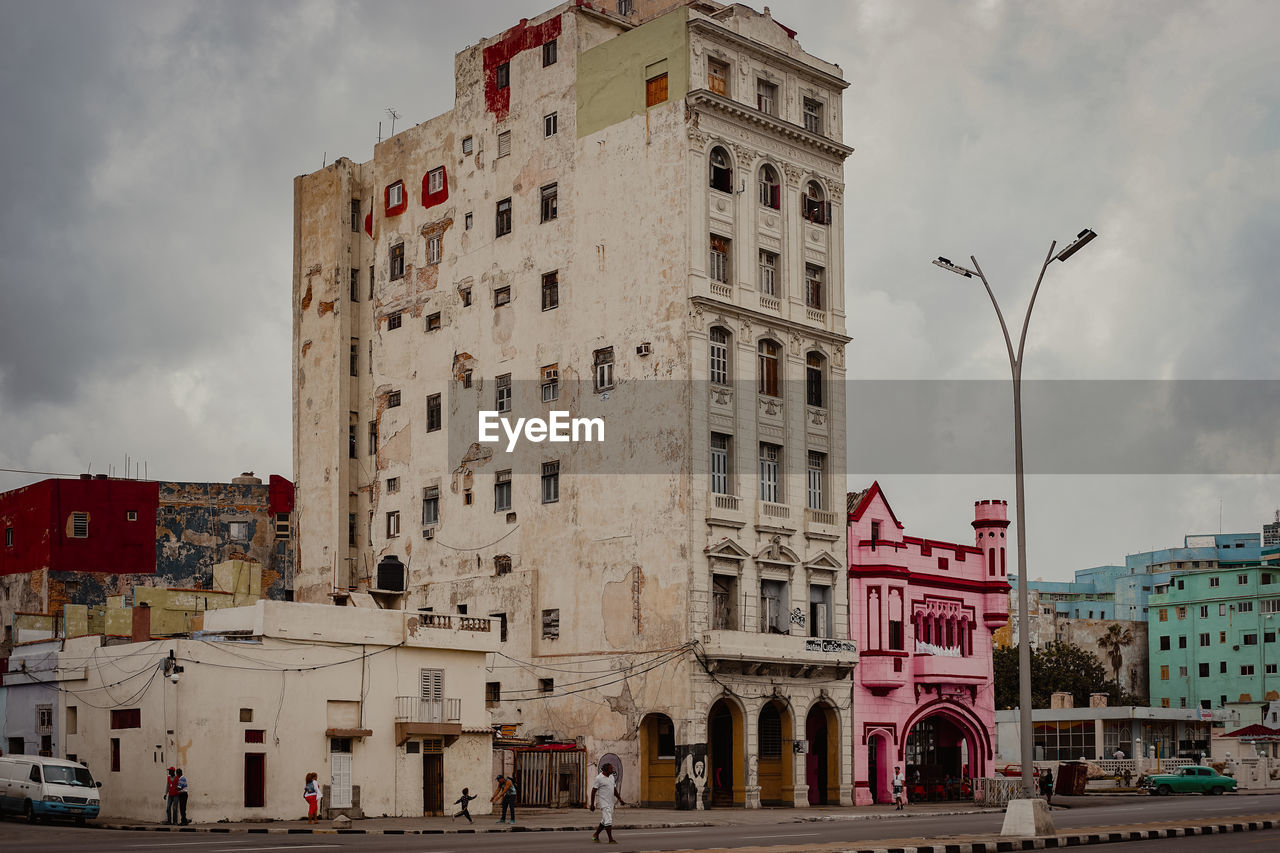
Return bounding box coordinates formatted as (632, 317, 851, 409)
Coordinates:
(377, 555, 405, 591)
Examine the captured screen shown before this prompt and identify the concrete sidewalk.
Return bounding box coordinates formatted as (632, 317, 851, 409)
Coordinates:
(96, 801, 999, 834)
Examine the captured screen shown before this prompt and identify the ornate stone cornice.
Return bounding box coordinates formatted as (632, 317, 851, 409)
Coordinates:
(687, 90, 854, 162)
(687, 17, 849, 92)
(690, 295, 851, 346)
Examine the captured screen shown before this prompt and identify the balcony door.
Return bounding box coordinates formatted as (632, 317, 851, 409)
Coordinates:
(420, 668, 445, 722)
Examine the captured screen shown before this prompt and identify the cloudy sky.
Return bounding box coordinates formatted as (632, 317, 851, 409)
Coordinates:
(1, 0, 1276, 582)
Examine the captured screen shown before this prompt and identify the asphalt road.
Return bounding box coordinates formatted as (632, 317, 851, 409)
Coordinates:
(2, 793, 1278, 853)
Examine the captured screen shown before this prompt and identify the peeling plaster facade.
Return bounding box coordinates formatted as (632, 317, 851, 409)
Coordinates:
(293, 1, 854, 808)
(1, 475, 294, 657)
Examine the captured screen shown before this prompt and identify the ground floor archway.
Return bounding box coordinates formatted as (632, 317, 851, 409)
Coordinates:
(708, 698, 744, 807)
(805, 702, 839, 805)
(639, 712, 676, 806)
(756, 699, 794, 805)
(902, 710, 980, 801)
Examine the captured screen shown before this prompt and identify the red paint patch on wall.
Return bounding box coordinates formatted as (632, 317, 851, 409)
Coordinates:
(483, 15, 562, 122)
(384, 181, 408, 217)
(421, 165, 449, 209)
(269, 475, 295, 515)
(364, 211, 373, 237)
(0, 479, 160, 577)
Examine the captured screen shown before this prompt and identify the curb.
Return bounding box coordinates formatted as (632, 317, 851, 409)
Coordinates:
(837, 817, 1279, 853)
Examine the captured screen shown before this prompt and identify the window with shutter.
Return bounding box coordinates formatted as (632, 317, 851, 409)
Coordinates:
(646, 73, 668, 107)
(497, 131, 511, 158)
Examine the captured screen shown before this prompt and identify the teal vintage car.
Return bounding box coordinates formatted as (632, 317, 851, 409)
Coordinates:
(1145, 765, 1237, 795)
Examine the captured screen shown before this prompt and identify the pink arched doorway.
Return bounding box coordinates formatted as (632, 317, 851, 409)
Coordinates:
(900, 702, 990, 801)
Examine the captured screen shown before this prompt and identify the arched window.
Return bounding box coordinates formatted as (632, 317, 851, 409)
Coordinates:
(805, 352, 825, 408)
(710, 327, 731, 385)
(802, 180, 830, 224)
(758, 704, 782, 757)
(757, 339, 780, 397)
(709, 146, 733, 193)
(757, 164, 780, 209)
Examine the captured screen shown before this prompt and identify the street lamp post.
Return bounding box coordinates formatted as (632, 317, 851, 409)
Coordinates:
(933, 228, 1097, 799)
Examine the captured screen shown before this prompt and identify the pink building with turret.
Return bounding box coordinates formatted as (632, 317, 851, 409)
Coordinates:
(847, 483, 1010, 805)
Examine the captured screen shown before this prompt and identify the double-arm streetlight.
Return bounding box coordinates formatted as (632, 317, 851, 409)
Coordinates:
(933, 228, 1098, 799)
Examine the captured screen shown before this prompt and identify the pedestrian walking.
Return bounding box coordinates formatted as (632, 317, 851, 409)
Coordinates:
(589, 762, 627, 844)
(892, 765, 906, 810)
(303, 771, 322, 824)
(164, 767, 180, 825)
(492, 774, 517, 824)
(452, 787, 477, 823)
(175, 768, 190, 825)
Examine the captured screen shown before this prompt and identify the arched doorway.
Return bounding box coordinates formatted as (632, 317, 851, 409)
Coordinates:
(756, 699, 794, 805)
(804, 702, 839, 805)
(707, 698, 744, 807)
(866, 732, 892, 804)
(904, 712, 974, 801)
(639, 713, 676, 807)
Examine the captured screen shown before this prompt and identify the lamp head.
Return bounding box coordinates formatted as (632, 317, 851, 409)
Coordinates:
(1055, 228, 1097, 262)
(932, 257, 975, 278)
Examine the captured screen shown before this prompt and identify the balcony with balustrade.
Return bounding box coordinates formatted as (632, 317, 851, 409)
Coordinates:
(394, 696, 463, 745)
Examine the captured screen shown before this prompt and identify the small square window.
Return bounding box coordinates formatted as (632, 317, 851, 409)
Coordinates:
(245, 729, 265, 744)
(387, 311, 403, 330)
(126, 511, 138, 522)
(543, 39, 557, 67)
(496, 197, 512, 236)
(494, 470, 512, 512)
(427, 167, 445, 195)
(544, 112, 558, 137)
(426, 312, 442, 332)
(388, 390, 401, 408)
(646, 73, 668, 107)
(496, 62, 510, 90)
(390, 242, 405, 280)
(593, 347, 614, 392)
(387, 180, 405, 210)
(541, 271, 559, 310)
(239, 708, 253, 723)
(541, 608, 559, 639)
(541, 461, 559, 504)
(539, 677, 554, 693)
(387, 477, 400, 494)
(426, 394, 442, 432)
(540, 183, 558, 222)
(229, 521, 249, 541)
(486, 682, 502, 705)
(462, 136, 473, 155)
(494, 286, 512, 307)
(496, 374, 512, 413)
(70, 512, 89, 539)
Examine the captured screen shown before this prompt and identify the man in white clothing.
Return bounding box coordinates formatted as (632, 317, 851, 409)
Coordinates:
(589, 762, 626, 843)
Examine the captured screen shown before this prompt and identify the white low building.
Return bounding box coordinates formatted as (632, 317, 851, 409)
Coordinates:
(48, 600, 497, 822)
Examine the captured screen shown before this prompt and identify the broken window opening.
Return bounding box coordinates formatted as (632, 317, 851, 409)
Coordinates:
(760, 578, 788, 634)
(541, 609, 560, 640)
(712, 573, 738, 630)
(709, 147, 732, 193)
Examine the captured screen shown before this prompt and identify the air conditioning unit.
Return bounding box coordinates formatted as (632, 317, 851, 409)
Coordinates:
(545, 368, 560, 381)
(423, 527, 435, 540)
(636, 342, 651, 357)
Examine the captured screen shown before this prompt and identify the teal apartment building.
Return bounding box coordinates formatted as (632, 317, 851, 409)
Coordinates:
(1148, 563, 1280, 711)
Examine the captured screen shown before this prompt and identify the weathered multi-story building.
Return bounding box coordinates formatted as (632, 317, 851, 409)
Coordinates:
(293, 0, 854, 808)
(0, 473, 294, 654)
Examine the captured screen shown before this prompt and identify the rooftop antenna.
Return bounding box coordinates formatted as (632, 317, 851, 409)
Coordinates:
(386, 107, 401, 137)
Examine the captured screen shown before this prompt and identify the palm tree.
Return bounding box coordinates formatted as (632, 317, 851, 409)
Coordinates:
(1097, 623, 1134, 685)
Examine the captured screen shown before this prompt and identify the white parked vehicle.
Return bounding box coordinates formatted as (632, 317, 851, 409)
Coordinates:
(0, 755, 102, 824)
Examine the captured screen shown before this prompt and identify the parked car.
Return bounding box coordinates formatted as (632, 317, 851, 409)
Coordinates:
(0, 755, 102, 824)
(1145, 765, 1237, 796)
